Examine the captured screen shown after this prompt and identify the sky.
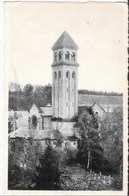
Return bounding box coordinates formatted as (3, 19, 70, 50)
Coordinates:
(4, 2, 128, 93)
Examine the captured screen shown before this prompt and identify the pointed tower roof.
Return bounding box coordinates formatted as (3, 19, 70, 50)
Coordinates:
(52, 31, 79, 50)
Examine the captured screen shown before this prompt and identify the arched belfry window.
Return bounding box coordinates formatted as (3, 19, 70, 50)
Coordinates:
(54, 71, 57, 79)
(72, 71, 76, 78)
(58, 71, 61, 78)
(54, 52, 57, 61)
(59, 51, 62, 60)
(66, 71, 70, 78)
(71, 52, 76, 61)
(65, 51, 70, 60)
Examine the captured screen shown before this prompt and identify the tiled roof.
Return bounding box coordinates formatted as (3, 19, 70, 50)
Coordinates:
(52, 31, 78, 50)
(9, 128, 62, 140)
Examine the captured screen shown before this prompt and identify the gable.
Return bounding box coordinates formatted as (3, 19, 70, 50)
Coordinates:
(29, 104, 40, 116)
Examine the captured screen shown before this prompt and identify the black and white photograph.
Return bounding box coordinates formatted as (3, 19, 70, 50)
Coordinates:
(3, 1, 128, 194)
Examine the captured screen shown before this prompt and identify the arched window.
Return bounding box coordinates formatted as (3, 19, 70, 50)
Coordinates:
(66, 71, 70, 78)
(65, 51, 70, 60)
(72, 71, 76, 78)
(31, 115, 38, 128)
(54, 71, 57, 79)
(58, 51, 62, 60)
(71, 52, 75, 61)
(58, 71, 61, 78)
(54, 52, 57, 61)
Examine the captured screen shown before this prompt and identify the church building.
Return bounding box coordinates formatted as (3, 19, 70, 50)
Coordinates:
(52, 31, 79, 119)
(8, 31, 122, 150)
(9, 31, 80, 150)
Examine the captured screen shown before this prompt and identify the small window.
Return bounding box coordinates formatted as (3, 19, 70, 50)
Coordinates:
(58, 71, 61, 78)
(59, 51, 62, 60)
(54, 72, 57, 79)
(65, 51, 70, 60)
(72, 71, 75, 78)
(54, 52, 57, 61)
(71, 52, 75, 61)
(66, 71, 70, 78)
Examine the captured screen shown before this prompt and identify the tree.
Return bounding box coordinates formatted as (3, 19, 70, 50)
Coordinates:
(100, 108, 123, 174)
(23, 84, 34, 110)
(8, 152, 22, 190)
(9, 82, 22, 92)
(33, 85, 44, 107)
(76, 111, 102, 171)
(42, 84, 52, 105)
(33, 146, 61, 190)
(23, 84, 33, 96)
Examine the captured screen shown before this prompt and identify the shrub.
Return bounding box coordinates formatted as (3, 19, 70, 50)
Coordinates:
(64, 149, 78, 165)
(52, 117, 63, 122)
(33, 146, 61, 190)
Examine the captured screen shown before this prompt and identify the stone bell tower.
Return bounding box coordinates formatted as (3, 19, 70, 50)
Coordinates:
(51, 31, 79, 119)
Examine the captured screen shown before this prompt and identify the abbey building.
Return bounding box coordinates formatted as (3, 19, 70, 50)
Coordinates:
(52, 31, 79, 119)
(9, 31, 122, 149)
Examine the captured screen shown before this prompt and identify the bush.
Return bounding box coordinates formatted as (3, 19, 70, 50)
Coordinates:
(8, 161, 21, 190)
(33, 146, 61, 190)
(64, 149, 78, 165)
(52, 117, 63, 122)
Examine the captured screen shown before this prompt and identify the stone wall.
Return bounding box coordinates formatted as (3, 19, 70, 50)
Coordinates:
(52, 65, 78, 119)
(43, 116, 52, 130)
(52, 121, 75, 138)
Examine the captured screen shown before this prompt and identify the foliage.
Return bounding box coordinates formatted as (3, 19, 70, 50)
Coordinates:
(9, 82, 22, 92)
(60, 165, 119, 190)
(23, 84, 33, 96)
(8, 138, 43, 190)
(52, 116, 78, 122)
(76, 110, 103, 171)
(62, 149, 78, 165)
(52, 117, 63, 122)
(9, 83, 52, 111)
(78, 89, 122, 96)
(100, 109, 123, 174)
(8, 152, 21, 190)
(33, 146, 61, 190)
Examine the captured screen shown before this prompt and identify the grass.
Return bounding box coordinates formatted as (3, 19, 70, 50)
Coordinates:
(60, 165, 122, 190)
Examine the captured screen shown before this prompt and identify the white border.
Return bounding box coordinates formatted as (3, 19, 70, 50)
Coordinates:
(0, 0, 3, 195)
(2, 0, 129, 2)
(0, 0, 128, 195)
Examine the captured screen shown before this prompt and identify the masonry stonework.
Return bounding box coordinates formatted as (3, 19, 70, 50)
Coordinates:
(51, 31, 79, 119)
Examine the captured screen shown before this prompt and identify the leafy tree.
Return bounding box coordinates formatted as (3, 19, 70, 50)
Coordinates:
(8, 138, 43, 190)
(8, 152, 21, 190)
(42, 84, 52, 106)
(100, 109, 123, 174)
(33, 84, 52, 106)
(9, 82, 22, 92)
(23, 84, 34, 110)
(76, 111, 102, 171)
(23, 84, 33, 96)
(9, 96, 17, 110)
(33, 146, 61, 190)
(9, 83, 52, 111)
(33, 85, 44, 107)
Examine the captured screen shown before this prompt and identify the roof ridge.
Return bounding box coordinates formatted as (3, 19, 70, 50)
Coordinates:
(52, 31, 78, 50)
